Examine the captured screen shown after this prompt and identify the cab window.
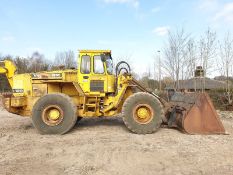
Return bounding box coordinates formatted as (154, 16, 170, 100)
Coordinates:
(106, 57, 113, 74)
(81, 55, 91, 74)
(94, 56, 104, 74)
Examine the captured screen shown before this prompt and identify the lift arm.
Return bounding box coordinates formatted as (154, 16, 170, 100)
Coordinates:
(0, 60, 17, 88)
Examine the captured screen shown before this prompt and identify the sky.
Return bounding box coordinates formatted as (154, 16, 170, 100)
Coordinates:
(0, 0, 233, 76)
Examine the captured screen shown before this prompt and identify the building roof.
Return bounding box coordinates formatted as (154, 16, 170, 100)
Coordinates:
(165, 78, 226, 90)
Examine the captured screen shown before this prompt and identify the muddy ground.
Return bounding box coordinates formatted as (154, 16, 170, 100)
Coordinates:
(0, 104, 233, 175)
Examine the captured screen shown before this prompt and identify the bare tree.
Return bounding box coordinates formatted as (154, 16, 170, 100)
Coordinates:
(28, 52, 50, 72)
(218, 32, 233, 104)
(198, 28, 217, 91)
(163, 27, 190, 90)
(199, 29, 217, 74)
(0, 55, 13, 61)
(14, 56, 30, 73)
(54, 50, 76, 69)
(182, 39, 197, 79)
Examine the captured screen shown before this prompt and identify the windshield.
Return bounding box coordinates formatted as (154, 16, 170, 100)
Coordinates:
(94, 55, 104, 74)
(105, 56, 113, 75)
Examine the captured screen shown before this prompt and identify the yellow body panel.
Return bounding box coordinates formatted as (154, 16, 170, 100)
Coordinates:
(11, 96, 26, 107)
(1, 50, 134, 119)
(12, 74, 32, 96)
(107, 74, 115, 93)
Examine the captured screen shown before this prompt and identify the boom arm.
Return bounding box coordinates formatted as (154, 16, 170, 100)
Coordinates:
(0, 60, 17, 88)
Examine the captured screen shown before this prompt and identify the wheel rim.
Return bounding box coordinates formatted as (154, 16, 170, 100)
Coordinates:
(42, 105, 64, 126)
(133, 104, 154, 124)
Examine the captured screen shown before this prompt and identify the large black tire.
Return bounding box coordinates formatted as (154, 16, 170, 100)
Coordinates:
(122, 92, 163, 134)
(32, 93, 77, 134)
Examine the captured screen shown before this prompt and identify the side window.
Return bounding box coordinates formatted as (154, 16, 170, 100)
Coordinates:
(81, 55, 91, 74)
(94, 56, 104, 74)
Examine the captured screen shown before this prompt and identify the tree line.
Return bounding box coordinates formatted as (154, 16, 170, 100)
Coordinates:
(161, 27, 233, 91)
(1, 27, 233, 93)
(0, 50, 76, 74)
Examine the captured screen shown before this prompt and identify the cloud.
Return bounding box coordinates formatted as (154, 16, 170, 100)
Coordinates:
(152, 26, 170, 36)
(199, 0, 218, 11)
(198, 1, 233, 25)
(2, 35, 15, 43)
(103, 0, 139, 9)
(214, 2, 233, 23)
(151, 7, 160, 13)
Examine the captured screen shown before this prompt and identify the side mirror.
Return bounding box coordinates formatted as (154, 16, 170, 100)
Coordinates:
(100, 54, 107, 62)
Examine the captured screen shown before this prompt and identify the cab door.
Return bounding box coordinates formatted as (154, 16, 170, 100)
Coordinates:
(78, 55, 91, 93)
(78, 54, 108, 94)
(89, 55, 108, 93)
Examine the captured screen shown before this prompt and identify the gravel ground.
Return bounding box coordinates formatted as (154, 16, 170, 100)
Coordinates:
(0, 105, 233, 175)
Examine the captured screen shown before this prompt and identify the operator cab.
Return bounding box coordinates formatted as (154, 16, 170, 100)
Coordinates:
(78, 50, 115, 94)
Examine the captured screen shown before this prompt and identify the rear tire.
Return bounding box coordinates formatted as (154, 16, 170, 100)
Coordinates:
(32, 93, 77, 134)
(122, 92, 163, 134)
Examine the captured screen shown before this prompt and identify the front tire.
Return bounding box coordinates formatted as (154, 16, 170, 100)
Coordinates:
(32, 93, 77, 134)
(122, 92, 163, 134)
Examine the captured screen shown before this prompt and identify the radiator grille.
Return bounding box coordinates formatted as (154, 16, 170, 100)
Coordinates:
(90, 80, 104, 92)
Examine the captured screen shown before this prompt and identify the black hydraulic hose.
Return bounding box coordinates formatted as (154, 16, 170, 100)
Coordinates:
(115, 61, 131, 77)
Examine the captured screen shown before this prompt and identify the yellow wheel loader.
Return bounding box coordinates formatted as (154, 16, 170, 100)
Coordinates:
(0, 50, 226, 135)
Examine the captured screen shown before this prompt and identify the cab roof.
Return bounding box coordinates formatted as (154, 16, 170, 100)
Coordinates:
(79, 50, 111, 54)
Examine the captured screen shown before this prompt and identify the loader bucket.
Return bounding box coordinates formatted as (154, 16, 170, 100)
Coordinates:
(166, 92, 226, 134)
